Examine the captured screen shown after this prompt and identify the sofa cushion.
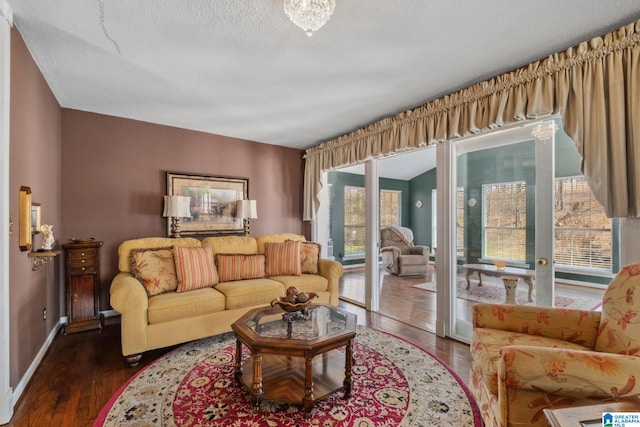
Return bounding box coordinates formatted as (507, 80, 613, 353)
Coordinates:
(174, 245, 219, 292)
(215, 278, 285, 310)
(202, 236, 258, 256)
(471, 327, 591, 395)
(264, 241, 301, 277)
(129, 247, 177, 296)
(269, 274, 329, 295)
(256, 233, 305, 254)
(147, 287, 226, 324)
(299, 241, 321, 274)
(216, 254, 266, 282)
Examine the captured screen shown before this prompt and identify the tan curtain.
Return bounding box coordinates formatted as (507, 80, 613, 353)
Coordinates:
(304, 19, 640, 220)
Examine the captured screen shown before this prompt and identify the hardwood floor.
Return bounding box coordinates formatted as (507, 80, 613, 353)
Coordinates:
(6, 303, 472, 426)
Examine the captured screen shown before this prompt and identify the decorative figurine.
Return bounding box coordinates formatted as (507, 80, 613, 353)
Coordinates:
(40, 224, 55, 251)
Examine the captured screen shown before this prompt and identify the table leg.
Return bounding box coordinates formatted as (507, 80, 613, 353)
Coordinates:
(234, 340, 243, 385)
(477, 271, 483, 286)
(302, 355, 315, 418)
(525, 277, 534, 302)
(251, 353, 263, 410)
(344, 339, 353, 398)
(465, 269, 472, 289)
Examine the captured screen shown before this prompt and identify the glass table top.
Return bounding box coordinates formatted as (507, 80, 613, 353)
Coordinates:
(240, 304, 356, 341)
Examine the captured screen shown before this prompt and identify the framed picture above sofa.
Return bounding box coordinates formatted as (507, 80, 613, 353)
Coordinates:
(166, 172, 248, 236)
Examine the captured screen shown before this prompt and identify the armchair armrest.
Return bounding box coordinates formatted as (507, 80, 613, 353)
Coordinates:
(319, 258, 343, 306)
(110, 272, 149, 356)
(381, 246, 401, 274)
(499, 345, 640, 400)
(473, 303, 601, 348)
(409, 245, 430, 259)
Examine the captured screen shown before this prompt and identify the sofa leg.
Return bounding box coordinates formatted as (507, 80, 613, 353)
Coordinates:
(125, 354, 142, 367)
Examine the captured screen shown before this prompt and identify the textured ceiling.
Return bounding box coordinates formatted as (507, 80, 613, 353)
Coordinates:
(8, 1, 640, 150)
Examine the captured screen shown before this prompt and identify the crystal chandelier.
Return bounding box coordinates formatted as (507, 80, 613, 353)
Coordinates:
(284, 0, 336, 37)
(531, 122, 559, 141)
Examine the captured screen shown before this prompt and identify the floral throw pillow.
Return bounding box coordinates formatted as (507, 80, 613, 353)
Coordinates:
(129, 247, 177, 296)
(299, 241, 322, 274)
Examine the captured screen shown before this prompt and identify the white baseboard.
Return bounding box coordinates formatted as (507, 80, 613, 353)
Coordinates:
(11, 319, 63, 410)
(100, 309, 119, 318)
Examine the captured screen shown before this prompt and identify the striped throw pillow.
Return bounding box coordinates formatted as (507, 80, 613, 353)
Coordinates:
(216, 254, 266, 282)
(173, 245, 219, 292)
(264, 241, 301, 277)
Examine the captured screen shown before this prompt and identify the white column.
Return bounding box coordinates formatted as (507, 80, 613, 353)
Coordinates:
(435, 142, 450, 337)
(364, 160, 379, 311)
(0, 2, 13, 424)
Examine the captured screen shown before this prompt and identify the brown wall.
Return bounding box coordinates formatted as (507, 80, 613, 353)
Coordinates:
(9, 28, 307, 389)
(9, 28, 63, 386)
(61, 110, 307, 313)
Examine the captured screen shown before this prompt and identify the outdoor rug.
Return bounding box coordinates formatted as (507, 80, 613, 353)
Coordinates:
(412, 277, 602, 310)
(94, 326, 482, 426)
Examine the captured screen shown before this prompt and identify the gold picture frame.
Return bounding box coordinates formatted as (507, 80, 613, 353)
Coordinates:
(166, 172, 248, 236)
(19, 186, 32, 251)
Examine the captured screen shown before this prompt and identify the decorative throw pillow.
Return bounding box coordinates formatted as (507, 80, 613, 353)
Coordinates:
(299, 241, 322, 274)
(216, 254, 266, 282)
(129, 247, 177, 296)
(173, 245, 219, 292)
(264, 241, 301, 277)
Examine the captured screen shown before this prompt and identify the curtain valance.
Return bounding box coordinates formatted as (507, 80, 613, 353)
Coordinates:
(304, 19, 640, 220)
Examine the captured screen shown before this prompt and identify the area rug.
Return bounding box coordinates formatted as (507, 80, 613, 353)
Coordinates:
(94, 326, 482, 426)
(412, 278, 602, 310)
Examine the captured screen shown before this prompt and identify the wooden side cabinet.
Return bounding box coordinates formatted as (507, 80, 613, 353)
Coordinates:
(63, 241, 103, 334)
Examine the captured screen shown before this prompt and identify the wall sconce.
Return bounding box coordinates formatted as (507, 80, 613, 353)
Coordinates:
(163, 195, 191, 238)
(236, 199, 258, 236)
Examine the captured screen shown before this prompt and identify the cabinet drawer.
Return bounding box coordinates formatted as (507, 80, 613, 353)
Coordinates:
(67, 249, 97, 259)
(69, 265, 97, 274)
(68, 257, 96, 268)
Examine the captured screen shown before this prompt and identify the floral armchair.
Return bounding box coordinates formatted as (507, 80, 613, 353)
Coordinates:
(470, 263, 640, 427)
(380, 225, 430, 276)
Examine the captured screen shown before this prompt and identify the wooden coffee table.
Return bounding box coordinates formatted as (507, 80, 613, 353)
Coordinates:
(231, 304, 357, 418)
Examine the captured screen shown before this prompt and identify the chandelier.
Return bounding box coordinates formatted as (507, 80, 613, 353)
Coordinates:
(284, 0, 336, 36)
(531, 122, 559, 141)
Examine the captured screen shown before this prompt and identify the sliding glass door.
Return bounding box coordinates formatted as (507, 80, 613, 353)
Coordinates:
(450, 122, 557, 341)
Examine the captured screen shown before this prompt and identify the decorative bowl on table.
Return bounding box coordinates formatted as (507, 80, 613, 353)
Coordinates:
(492, 260, 507, 270)
(271, 292, 319, 313)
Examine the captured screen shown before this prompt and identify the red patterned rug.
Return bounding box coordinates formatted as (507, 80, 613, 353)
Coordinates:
(94, 326, 482, 426)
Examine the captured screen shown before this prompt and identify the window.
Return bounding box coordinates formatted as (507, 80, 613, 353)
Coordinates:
(555, 176, 611, 270)
(344, 187, 401, 258)
(380, 190, 401, 227)
(483, 181, 527, 261)
(344, 186, 365, 257)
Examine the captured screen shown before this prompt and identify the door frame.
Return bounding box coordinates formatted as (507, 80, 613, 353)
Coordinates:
(444, 119, 558, 342)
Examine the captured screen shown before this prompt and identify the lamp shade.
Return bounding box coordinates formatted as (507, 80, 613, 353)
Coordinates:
(163, 195, 192, 218)
(236, 199, 258, 219)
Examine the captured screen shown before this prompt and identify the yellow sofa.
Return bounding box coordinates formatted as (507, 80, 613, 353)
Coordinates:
(110, 233, 343, 365)
(470, 263, 640, 426)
